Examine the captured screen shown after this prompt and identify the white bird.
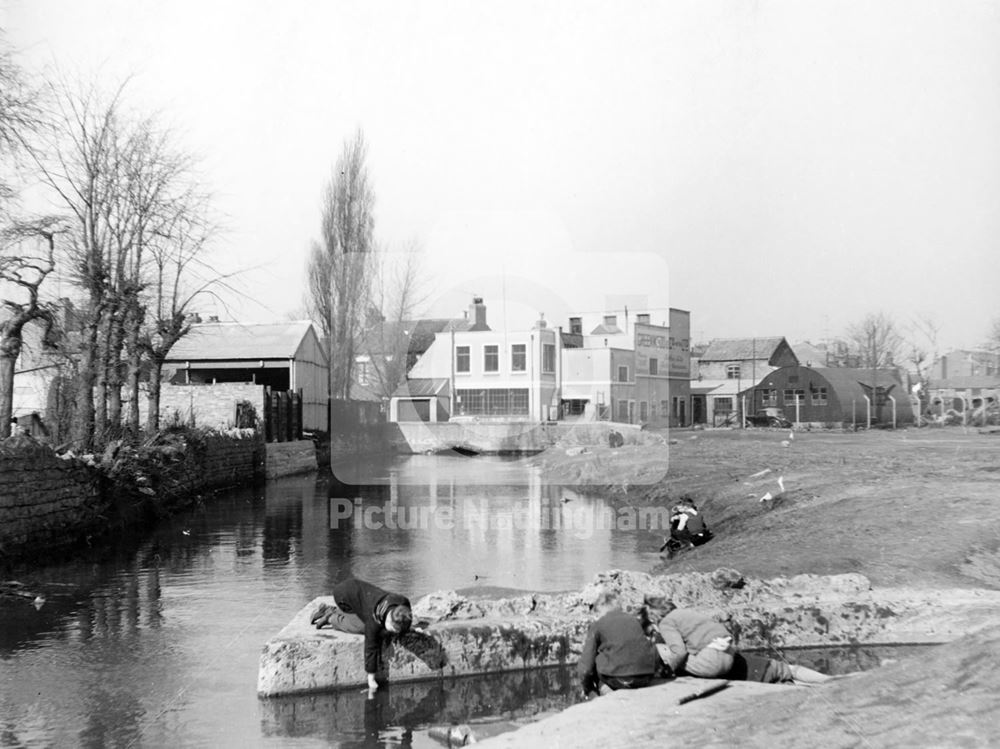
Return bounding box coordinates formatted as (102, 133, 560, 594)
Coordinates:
(182, 529, 191, 536)
(759, 491, 774, 503)
(788, 431, 795, 441)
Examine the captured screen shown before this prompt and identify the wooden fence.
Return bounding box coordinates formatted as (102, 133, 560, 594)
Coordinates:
(265, 388, 303, 443)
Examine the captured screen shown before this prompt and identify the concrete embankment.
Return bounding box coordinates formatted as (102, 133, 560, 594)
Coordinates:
(256, 568, 1000, 696)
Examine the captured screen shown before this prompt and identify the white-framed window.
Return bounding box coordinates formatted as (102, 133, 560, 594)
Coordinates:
(811, 387, 828, 405)
(484, 345, 499, 372)
(784, 388, 805, 405)
(511, 343, 526, 372)
(715, 397, 734, 412)
(760, 388, 777, 407)
(456, 346, 470, 373)
(726, 363, 741, 379)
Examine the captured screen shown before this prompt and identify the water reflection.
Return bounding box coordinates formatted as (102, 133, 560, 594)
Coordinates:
(323, 454, 662, 593)
(260, 666, 579, 748)
(0, 456, 660, 748)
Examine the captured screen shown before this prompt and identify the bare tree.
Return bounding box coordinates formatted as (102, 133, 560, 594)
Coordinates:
(26, 76, 216, 447)
(138, 197, 227, 433)
(987, 317, 1000, 352)
(0, 221, 61, 437)
(358, 245, 429, 400)
(845, 311, 903, 421)
(306, 130, 377, 401)
(0, 37, 40, 219)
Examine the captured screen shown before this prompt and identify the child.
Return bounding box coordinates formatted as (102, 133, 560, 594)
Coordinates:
(311, 577, 413, 695)
(577, 587, 660, 697)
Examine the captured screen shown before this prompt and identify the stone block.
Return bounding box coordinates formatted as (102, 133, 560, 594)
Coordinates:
(257, 597, 589, 697)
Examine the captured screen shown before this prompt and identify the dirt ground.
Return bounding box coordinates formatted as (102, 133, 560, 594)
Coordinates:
(497, 426, 1000, 747)
(533, 426, 1000, 591)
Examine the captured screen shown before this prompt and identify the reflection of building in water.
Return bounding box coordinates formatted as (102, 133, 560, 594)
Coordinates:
(361, 457, 628, 591)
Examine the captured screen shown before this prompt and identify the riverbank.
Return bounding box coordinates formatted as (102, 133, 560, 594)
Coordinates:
(479, 426, 1000, 745)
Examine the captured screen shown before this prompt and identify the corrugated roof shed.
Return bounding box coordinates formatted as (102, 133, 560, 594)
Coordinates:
(166, 321, 318, 361)
(701, 337, 788, 361)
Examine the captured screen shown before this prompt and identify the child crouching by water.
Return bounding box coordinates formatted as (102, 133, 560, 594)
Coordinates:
(640, 596, 831, 685)
(577, 587, 662, 697)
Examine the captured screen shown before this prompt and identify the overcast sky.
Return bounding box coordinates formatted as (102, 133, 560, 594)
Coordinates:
(6, 1, 999, 350)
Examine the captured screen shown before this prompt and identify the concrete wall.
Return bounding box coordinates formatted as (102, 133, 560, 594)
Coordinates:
(264, 440, 318, 479)
(0, 435, 102, 554)
(140, 382, 267, 430)
(388, 421, 646, 454)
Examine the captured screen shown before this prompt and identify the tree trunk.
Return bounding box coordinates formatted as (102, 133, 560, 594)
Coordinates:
(73, 320, 99, 451)
(146, 360, 163, 433)
(125, 307, 142, 437)
(0, 351, 17, 439)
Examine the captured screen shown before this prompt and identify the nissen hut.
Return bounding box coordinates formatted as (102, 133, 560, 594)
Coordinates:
(753, 365, 915, 427)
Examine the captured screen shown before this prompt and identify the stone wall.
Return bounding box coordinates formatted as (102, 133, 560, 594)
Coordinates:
(0, 435, 103, 555)
(197, 432, 264, 490)
(0, 430, 263, 559)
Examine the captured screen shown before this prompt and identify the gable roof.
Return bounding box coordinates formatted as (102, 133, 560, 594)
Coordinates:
(789, 341, 830, 368)
(357, 317, 468, 357)
(165, 321, 319, 361)
(700, 337, 793, 364)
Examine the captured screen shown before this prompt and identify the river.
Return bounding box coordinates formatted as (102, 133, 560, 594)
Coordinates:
(0, 454, 667, 748)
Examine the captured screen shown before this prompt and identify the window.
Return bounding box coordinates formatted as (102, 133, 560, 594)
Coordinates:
(617, 400, 629, 421)
(487, 389, 509, 414)
(357, 360, 370, 385)
(726, 364, 741, 379)
(784, 388, 805, 405)
(511, 343, 526, 372)
(484, 345, 499, 372)
(715, 397, 733, 412)
(542, 343, 556, 373)
(760, 388, 777, 407)
(456, 388, 529, 415)
(660, 399, 669, 415)
(564, 399, 587, 416)
(569, 317, 582, 335)
(639, 401, 648, 421)
(456, 346, 470, 373)
(618, 365, 629, 383)
(636, 313, 650, 324)
(648, 357, 658, 376)
(604, 315, 617, 327)
(811, 387, 828, 405)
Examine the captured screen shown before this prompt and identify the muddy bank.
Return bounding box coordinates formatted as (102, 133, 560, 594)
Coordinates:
(530, 429, 1000, 590)
(479, 622, 1000, 748)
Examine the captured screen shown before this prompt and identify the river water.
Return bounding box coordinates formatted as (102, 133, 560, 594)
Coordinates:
(0, 454, 931, 747)
(0, 454, 666, 748)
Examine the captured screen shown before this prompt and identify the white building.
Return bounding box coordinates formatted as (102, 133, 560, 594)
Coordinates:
(391, 299, 691, 428)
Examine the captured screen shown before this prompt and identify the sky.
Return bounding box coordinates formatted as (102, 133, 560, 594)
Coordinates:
(4, 0, 1000, 351)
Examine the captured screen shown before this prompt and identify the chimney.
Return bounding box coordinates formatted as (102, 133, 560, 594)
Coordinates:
(533, 312, 547, 330)
(468, 296, 489, 331)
